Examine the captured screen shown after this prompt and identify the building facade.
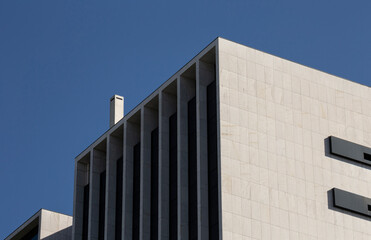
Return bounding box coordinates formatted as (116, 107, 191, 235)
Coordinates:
(71, 37, 371, 240)
(5, 209, 72, 240)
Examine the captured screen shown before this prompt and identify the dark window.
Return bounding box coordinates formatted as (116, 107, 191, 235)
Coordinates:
(169, 113, 177, 239)
(99, 170, 106, 240)
(207, 81, 219, 240)
(82, 184, 90, 240)
(188, 97, 198, 240)
(329, 136, 371, 167)
(333, 188, 371, 217)
(151, 128, 159, 240)
(133, 143, 141, 240)
(115, 157, 123, 240)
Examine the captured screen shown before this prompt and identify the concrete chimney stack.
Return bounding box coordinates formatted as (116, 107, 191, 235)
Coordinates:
(110, 95, 124, 127)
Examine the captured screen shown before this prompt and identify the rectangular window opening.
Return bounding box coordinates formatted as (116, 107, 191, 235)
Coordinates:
(115, 157, 123, 240)
(169, 113, 177, 239)
(333, 188, 371, 217)
(188, 97, 197, 240)
(364, 153, 371, 161)
(82, 184, 90, 240)
(207, 81, 219, 240)
(151, 128, 159, 240)
(132, 143, 141, 240)
(98, 171, 106, 240)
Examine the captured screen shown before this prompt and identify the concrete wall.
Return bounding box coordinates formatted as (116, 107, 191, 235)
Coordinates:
(72, 37, 371, 240)
(40, 209, 73, 240)
(218, 38, 371, 239)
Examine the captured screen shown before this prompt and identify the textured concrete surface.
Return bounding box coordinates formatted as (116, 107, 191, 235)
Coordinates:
(40, 209, 72, 240)
(218, 38, 371, 239)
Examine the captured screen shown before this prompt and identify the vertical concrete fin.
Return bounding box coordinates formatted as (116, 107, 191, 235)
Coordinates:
(141, 101, 159, 240)
(105, 129, 123, 240)
(123, 112, 141, 240)
(158, 82, 177, 240)
(197, 58, 217, 239)
(73, 154, 90, 240)
(89, 147, 107, 240)
(178, 65, 196, 240)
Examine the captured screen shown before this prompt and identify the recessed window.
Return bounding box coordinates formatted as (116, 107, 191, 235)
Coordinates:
(332, 188, 371, 217)
(364, 153, 371, 161)
(329, 136, 371, 167)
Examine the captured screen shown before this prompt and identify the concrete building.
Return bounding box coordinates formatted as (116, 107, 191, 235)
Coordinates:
(71, 37, 371, 240)
(72, 37, 371, 240)
(10, 37, 370, 240)
(5, 209, 72, 240)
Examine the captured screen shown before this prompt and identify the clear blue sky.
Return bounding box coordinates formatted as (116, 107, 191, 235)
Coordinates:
(1, 0, 370, 238)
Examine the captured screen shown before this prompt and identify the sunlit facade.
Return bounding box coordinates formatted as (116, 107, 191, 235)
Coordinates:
(8, 37, 371, 240)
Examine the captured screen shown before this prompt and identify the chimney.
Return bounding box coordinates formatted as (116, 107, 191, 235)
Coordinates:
(110, 95, 124, 127)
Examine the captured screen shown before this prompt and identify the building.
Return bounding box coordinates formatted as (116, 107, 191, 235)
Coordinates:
(5, 209, 72, 240)
(72, 37, 371, 240)
(7, 37, 371, 240)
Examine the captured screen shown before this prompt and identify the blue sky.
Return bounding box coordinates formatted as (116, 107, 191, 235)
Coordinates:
(0, 0, 370, 237)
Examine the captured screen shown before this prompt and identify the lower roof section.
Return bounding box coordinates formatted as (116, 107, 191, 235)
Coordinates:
(5, 209, 72, 240)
